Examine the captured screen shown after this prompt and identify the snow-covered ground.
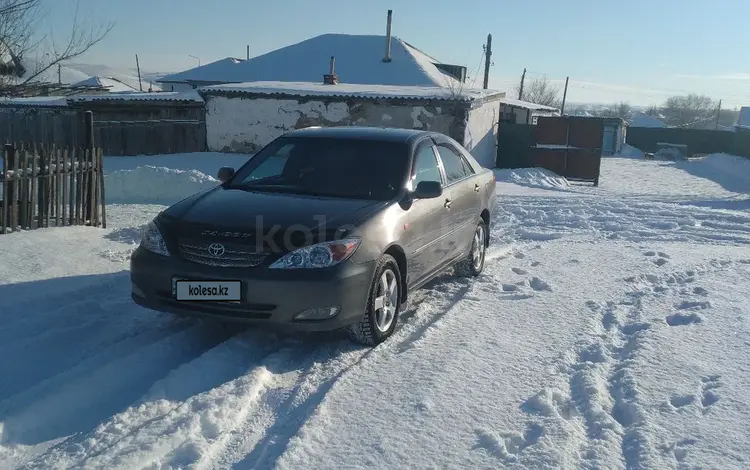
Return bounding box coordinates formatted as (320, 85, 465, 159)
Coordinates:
(0, 150, 749, 469)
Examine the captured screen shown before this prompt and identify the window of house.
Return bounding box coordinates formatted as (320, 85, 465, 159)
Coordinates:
(436, 144, 473, 184)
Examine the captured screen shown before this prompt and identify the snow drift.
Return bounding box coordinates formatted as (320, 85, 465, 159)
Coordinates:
(494, 168, 570, 191)
(104, 166, 218, 205)
(678, 153, 750, 194)
(614, 143, 645, 159)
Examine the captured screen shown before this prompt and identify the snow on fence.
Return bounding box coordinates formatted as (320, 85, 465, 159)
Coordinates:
(0, 142, 106, 234)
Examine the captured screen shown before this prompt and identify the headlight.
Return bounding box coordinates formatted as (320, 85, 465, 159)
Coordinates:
(269, 238, 360, 269)
(140, 220, 170, 256)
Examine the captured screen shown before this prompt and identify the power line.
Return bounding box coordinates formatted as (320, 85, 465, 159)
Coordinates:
(512, 69, 748, 102)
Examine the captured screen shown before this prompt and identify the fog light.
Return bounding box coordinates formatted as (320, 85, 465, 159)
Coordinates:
(293, 306, 340, 321)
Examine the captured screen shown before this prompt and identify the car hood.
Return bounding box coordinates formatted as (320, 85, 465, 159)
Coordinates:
(160, 186, 386, 239)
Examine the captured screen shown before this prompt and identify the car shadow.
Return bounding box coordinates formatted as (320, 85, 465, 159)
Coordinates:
(0, 271, 355, 449)
(0, 265, 468, 451)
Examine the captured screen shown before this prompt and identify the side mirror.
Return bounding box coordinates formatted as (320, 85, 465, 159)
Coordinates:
(217, 167, 235, 183)
(413, 180, 442, 199)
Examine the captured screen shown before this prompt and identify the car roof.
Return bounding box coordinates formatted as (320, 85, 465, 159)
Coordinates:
(284, 126, 433, 143)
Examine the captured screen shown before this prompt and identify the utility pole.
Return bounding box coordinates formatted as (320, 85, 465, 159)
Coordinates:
(560, 76, 570, 114)
(715, 99, 722, 130)
(135, 54, 143, 91)
(518, 68, 526, 100)
(57, 63, 61, 85)
(246, 44, 250, 60)
(482, 34, 492, 89)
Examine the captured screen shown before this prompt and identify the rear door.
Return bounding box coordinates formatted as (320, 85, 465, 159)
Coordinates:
(402, 138, 453, 287)
(433, 141, 481, 260)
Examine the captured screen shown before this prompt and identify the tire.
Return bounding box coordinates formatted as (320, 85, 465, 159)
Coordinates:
(347, 254, 402, 346)
(455, 220, 487, 277)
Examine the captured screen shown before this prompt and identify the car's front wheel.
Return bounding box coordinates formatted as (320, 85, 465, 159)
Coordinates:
(347, 254, 402, 346)
(455, 220, 487, 277)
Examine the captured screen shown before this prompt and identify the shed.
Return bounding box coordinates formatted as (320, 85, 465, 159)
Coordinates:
(498, 97, 560, 125)
(199, 81, 505, 168)
(735, 106, 750, 132)
(531, 115, 628, 185)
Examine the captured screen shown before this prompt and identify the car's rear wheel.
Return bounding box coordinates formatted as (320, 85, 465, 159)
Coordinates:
(455, 220, 487, 277)
(347, 254, 402, 346)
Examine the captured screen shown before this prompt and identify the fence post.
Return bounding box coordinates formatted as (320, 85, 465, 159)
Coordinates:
(84, 110, 94, 225)
(1, 145, 10, 233)
(4, 144, 15, 233)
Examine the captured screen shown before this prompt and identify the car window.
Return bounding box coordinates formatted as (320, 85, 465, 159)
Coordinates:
(244, 144, 293, 180)
(436, 144, 472, 184)
(229, 136, 409, 200)
(411, 143, 442, 189)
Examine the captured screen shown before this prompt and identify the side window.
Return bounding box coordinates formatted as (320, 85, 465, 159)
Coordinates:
(436, 144, 471, 184)
(411, 143, 442, 189)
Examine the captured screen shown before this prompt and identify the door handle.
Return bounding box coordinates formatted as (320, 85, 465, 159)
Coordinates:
(444, 198, 452, 208)
(474, 184, 480, 192)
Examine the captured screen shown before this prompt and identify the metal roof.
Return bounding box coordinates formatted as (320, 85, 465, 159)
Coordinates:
(200, 81, 504, 102)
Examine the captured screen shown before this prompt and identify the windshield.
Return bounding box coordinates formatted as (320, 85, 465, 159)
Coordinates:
(228, 136, 409, 200)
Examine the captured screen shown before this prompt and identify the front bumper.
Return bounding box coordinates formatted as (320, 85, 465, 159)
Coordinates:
(129, 246, 376, 331)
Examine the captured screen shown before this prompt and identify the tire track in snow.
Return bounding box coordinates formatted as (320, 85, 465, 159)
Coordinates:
(493, 195, 750, 246)
(199, 249, 521, 469)
(21, 331, 290, 470)
(18, 262, 490, 470)
(0, 320, 233, 452)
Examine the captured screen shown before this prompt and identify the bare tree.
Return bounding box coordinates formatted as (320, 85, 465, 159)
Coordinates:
(659, 94, 719, 128)
(600, 101, 633, 120)
(515, 75, 561, 108)
(0, 0, 113, 94)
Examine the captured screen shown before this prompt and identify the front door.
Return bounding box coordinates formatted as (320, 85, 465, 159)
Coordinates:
(434, 142, 481, 261)
(402, 139, 453, 288)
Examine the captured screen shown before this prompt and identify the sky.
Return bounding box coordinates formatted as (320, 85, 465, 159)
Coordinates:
(40, 0, 750, 108)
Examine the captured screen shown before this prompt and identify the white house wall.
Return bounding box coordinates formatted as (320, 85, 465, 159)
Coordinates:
(464, 100, 500, 168)
(205, 95, 464, 153)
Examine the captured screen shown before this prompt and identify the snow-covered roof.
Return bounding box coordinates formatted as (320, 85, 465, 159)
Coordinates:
(72, 76, 137, 93)
(0, 90, 203, 108)
(69, 90, 203, 103)
(200, 81, 503, 102)
(498, 97, 559, 112)
(736, 106, 750, 128)
(0, 96, 69, 107)
(158, 34, 466, 88)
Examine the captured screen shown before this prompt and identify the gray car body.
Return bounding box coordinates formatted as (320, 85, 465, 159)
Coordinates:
(130, 126, 496, 331)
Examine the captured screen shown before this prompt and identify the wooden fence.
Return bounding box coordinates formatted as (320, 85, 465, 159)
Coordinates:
(0, 100, 206, 156)
(1, 143, 106, 233)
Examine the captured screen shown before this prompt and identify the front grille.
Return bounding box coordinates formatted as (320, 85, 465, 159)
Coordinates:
(178, 239, 267, 268)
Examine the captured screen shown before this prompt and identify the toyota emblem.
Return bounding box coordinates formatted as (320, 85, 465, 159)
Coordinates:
(208, 243, 225, 257)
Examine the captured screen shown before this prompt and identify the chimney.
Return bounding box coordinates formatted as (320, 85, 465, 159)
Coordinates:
(323, 56, 339, 84)
(246, 44, 249, 60)
(382, 10, 393, 63)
